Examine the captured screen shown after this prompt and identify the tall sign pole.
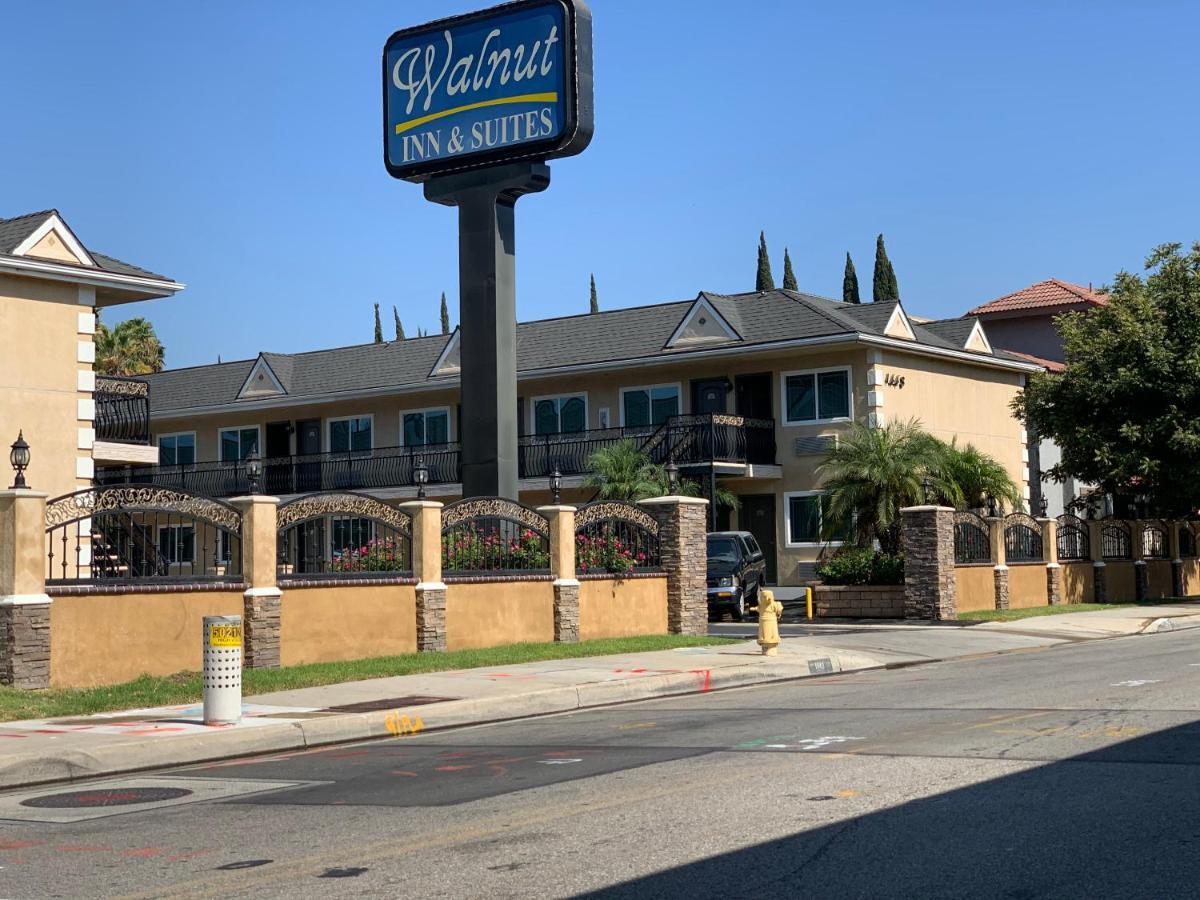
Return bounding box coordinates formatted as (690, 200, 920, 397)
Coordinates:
(384, 0, 593, 499)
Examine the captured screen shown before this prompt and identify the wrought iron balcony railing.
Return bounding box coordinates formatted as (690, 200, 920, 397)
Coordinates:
(94, 376, 151, 445)
(96, 415, 777, 498)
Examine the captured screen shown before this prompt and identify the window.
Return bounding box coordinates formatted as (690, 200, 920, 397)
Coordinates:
(158, 525, 195, 564)
(158, 433, 195, 467)
(743, 535, 762, 558)
(532, 395, 587, 435)
(782, 368, 851, 424)
(329, 416, 373, 453)
(621, 385, 680, 428)
(402, 408, 450, 446)
(219, 427, 259, 463)
(332, 517, 373, 555)
(785, 492, 847, 546)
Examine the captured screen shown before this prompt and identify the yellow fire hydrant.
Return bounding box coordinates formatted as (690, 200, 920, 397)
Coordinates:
(755, 588, 783, 656)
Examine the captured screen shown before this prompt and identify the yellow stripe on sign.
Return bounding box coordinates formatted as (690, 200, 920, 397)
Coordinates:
(394, 92, 558, 135)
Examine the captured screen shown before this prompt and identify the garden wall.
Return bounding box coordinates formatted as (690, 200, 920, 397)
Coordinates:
(1062, 562, 1094, 605)
(280, 581, 417, 666)
(578, 575, 668, 640)
(812, 585, 904, 619)
(445, 579, 555, 651)
(954, 565, 996, 613)
(1146, 561, 1173, 600)
(1105, 562, 1137, 602)
(1008, 563, 1049, 608)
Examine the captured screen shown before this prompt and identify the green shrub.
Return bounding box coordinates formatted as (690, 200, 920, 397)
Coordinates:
(816, 547, 905, 585)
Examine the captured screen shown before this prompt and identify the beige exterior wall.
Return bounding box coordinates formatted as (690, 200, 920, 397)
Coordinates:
(279, 583, 416, 665)
(50, 589, 244, 688)
(1062, 562, 1094, 605)
(955, 564, 996, 612)
(1105, 561, 1137, 602)
(1007, 563, 1048, 608)
(445, 580, 554, 650)
(1183, 560, 1200, 597)
(1146, 561, 1173, 600)
(578, 577, 668, 640)
(0, 274, 94, 502)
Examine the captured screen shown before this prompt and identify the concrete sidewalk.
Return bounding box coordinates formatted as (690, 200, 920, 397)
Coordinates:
(0, 602, 1197, 790)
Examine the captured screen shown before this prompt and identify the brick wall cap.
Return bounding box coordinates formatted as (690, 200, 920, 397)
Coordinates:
(536, 505, 578, 513)
(244, 586, 283, 598)
(0, 489, 49, 499)
(416, 581, 448, 591)
(638, 496, 709, 507)
(900, 505, 955, 512)
(0, 593, 52, 607)
(228, 495, 281, 506)
(398, 500, 444, 510)
(553, 577, 581, 587)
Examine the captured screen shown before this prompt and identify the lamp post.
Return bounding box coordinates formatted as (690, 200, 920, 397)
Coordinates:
(987, 495, 998, 518)
(549, 467, 562, 505)
(1036, 495, 1049, 518)
(665, 460, 679, 495)
(9, 431, 30, 490)
(414, 455, 429, 500)
(921, 475, 933, 504)
(245, 450, 262, 495)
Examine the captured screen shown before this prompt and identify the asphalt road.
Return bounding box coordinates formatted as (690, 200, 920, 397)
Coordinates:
(3, 630, 1199, 899)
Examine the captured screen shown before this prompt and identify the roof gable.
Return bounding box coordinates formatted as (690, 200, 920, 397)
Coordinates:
(664, 293, 742, 348)
(967, 279, 1108, 317)
(429, 329, 460, 376)
(963, 319, 992, 354)
(237, 354, 288, 399)
(883, 304, 917, 340)
(10, 212, 95, 266)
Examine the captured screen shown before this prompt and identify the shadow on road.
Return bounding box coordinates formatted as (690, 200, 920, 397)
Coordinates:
(576, 719, 1200, 899)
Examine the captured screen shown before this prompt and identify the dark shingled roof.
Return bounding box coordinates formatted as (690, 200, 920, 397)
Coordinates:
(144, 289, 1031, 415)
(0, 209, 176, 282)
(920, 317, 981, 348)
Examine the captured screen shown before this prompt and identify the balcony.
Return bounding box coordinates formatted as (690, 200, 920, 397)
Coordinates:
(96, 414, 777, 498)
(92, 376, 157, 466)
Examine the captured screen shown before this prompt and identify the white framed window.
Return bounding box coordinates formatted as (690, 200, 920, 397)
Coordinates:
(530, 393, 588, 435)
(784, 491, 847, 547)
(781, 366, 852, 425)
(158, 525, 195, 564)
(401, 407, 451, 446)
(620, 383, 681, 428)
(218, 426, 260, 463)
(329, 415, 373, 453)
(157, 432, 196, 467)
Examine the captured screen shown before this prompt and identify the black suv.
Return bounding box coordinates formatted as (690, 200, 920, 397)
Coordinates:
(706, 531, 768, 621)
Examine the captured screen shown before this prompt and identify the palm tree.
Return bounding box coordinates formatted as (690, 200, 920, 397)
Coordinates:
(933, 438, 1023, 513)
(584, 440, 664, 502)
(818, 419, 945, 553)
(94, 317, 165, 376)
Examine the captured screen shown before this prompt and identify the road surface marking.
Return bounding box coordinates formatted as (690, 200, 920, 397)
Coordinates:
(1110, 680, 1160, 687)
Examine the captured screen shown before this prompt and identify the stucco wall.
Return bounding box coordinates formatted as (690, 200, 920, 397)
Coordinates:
(1062, 562, 1094, 605)
(1145, 561, 1173, 600)
(0, 275, 92, 501)
(978, 316, 1064, 363)
(1105, 562, 1137, 602)
(50, 589, 244, 688)
(578, 577, 668, 640)
(445, 580, 554, 650)
(955, 565, 996, 612)
(280, 583, 416, 666)
(1007, 563, 1048, 608)
(1183, 560, 1200, 596)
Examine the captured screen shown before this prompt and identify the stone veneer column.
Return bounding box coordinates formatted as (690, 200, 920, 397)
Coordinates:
(988, 517, 1009, 611)
(0, 490, 52, 689)
(230, 495, 281, 668)
(538, 505, 579, 643)
(1042, 517, 1062, 605)
(900, 505, 957, 620)
(1087, 519, 1107, 603)
(640, 496, 709, 636)
(400, 500, 446, 652)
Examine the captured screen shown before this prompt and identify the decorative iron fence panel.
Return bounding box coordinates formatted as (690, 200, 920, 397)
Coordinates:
(1101, 520, 1132, 560)
(45, 487, 242, 584)
(1056, 514, 1090, 561)
(94, 376, 150, 445)
(953, 512, 991, 564)
(1004, 513, 1044, 562)
(1141, 523, 1168, 559)
(276, 492, 412, 578)
(441, 498, 550, 575)
(574, 502, 662, 575)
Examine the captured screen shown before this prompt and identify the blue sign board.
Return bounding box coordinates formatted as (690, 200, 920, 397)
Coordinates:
(383, 0, 593, 182)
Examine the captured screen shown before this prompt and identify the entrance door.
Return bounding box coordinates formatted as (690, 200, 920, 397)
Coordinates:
(739, 494, 777, 583)
(735, 373, 772, 419)
(691, 378, 729, 415)
(264, 422, 293, 494)
(295, 418, 322, 492)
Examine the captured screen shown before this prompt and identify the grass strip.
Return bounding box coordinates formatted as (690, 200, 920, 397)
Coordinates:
(958, 603, 1135, 622)
(0, 634, 735, 723)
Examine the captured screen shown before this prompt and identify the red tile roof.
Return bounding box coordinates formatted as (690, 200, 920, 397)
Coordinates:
(967, 279, 1108, 317)
(1000, 349, 1066, 373)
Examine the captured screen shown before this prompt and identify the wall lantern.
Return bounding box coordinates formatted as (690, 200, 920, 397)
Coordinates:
(549, 468, 563, 505)
(666, 460, 679, 495)
(245, 450, 262, 495)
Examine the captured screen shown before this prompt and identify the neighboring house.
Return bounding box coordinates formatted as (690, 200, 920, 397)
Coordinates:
(966, 278, 1108, 517)
(103, 289, 1039, 586)
(0, 210, 182, 502)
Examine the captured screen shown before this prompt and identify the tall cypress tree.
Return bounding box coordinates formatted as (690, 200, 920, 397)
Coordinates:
(589, 273, 599, 314)
(782, 248, 798, 291)
(842, 253, 861, 304)
(373, 303, 383, 343)
(755, 231, 775, 291)
(872, 234, 900, 302)
(440, 292, 450, 334)
(393, 305, 404, 340)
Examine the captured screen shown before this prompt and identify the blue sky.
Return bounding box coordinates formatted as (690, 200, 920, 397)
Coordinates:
(3, 1, 1197, 368)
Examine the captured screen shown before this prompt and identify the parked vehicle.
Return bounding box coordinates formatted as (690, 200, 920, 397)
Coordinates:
(706, 531, 767, 621)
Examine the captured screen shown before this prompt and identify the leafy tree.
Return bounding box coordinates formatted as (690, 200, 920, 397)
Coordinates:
(818, 420, 946, 554)
(1014, 242, 1200, 515)
(842, 252, 861, 303)
(440, 292, 450, 334)
(932, 438, 1022, 512)
(589, 273, 599, 314)
(373, 303, 383, 344)
(94, 317, 165, 376)
(872, 234, 900, 302)
(393, 306, 405, 340)
(755, 231, 774, 291)
(782, 248, 798, 291)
